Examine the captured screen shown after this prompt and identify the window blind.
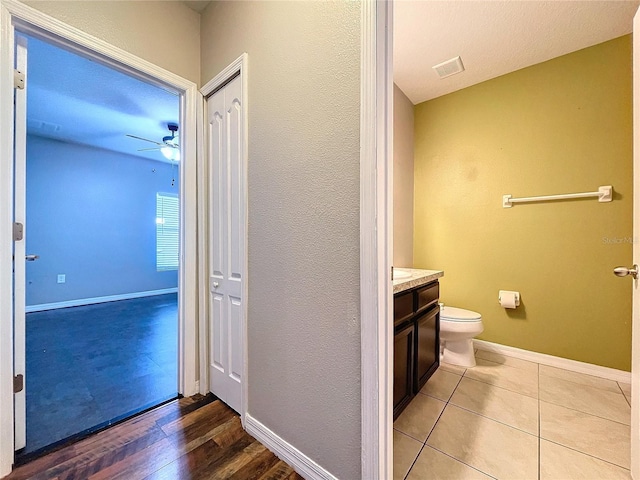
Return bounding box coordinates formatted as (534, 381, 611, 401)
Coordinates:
(156, 192, 179, 271)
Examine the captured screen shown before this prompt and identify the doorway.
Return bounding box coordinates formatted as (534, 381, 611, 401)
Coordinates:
(0, 4, 201, 470)
(391, 2, 637, 479)
(13, 31, 182, 457)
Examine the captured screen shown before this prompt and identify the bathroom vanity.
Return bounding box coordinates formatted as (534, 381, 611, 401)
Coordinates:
(393, 269, 444, 420)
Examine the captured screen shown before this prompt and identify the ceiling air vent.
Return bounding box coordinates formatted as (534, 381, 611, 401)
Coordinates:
(432, 56, 465, 79)
(27, 119, 61, 133)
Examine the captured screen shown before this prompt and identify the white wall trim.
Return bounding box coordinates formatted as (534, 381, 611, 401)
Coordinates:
(474, 339, 632, 384)
(3, 0, 191, 94)
(196, 89, 209, 397)
(178, 82, 199, 399)
(25, 288, 178, 313)
(200, 53, 246, 97)
(360, 2, 393, 480)
(199, 53, 249, 423)
(245, 414, 338, 480)
(0, 1, 200, 474)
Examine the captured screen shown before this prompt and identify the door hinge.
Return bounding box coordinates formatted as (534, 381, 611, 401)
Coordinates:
(13, 374, 23, 394)
(13, 222, 23, 241)
(14, 69, 25, 90)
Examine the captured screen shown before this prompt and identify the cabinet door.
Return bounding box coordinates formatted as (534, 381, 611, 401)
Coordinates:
(415, 307, 439, 392)
(394, 322, 414, 419)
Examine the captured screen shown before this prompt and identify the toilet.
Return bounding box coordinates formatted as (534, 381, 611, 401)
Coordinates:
(439, 305, 483, 367)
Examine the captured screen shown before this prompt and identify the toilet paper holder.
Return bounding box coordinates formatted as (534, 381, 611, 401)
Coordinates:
(498, 290, 520, 308)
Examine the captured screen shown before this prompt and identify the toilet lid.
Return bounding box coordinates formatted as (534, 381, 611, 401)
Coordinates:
(441, 306, 482, 322)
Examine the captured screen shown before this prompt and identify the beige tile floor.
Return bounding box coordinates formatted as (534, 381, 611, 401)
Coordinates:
(394, 349, 632, 480)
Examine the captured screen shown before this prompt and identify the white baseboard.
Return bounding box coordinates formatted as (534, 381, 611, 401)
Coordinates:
(25, 287, 178, 313)
(245, 414, 337, 480)
(474, 339, 631, 384)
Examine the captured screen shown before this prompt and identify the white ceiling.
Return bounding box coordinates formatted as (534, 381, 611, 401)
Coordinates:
(25, 33, 180, 163)
(394, 1, 640, 105)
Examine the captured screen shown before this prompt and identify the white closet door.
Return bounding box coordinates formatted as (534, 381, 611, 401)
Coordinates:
(206, 75, 244, 413)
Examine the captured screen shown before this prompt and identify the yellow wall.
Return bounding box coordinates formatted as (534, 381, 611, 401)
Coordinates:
(414, 35, 633, 371)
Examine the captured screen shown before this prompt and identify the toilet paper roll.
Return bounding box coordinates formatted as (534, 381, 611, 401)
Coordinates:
(499, 290, 519, 309)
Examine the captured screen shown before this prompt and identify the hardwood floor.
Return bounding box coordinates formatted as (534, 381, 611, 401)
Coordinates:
(7, 394, 304, 480)
(24, 293, 178, 453)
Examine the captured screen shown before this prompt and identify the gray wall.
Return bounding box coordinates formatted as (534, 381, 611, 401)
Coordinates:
(24, 1, 201, 85)
(201, 2, 362, 478)
(26, 136, 179, 306)
(393, 84, 414, 267)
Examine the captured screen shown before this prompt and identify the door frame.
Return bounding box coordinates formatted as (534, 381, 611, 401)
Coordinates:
(0, 1, 200, 475)
(360, 1, 394, 479)
(631, 7, 640, 478)
(198, 54, 249, 421)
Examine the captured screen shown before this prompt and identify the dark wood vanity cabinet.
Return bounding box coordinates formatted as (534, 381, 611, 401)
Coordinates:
(393, 281, 440, 420)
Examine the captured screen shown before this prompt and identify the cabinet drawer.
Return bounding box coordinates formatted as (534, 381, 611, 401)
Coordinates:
(417, 282, 439, 313)
(394, 291, 414, 326)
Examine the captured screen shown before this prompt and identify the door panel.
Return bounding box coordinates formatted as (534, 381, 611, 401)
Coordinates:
(209, 112, 225, 279)
(210, 293, 225, 371)
(13, 34, 28, 452)
(207, 75, 244, 413)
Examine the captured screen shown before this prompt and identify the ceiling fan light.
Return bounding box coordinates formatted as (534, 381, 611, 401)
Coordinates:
(160, 146, 180, 162)
(161, 146, 175, 161)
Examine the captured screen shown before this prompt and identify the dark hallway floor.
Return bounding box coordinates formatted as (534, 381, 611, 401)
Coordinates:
(7, 394, 304, 480)
(22, 293, 178, 455)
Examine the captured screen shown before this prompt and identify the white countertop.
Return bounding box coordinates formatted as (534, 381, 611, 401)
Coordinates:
(393, 268, 444, 294)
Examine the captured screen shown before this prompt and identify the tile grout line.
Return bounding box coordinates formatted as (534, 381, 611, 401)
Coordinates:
(426, 444, 498, 480)
(538, 365, 632, 472)
(426, 369, 498, 480)
(428, 357, 630, 478)
(462, 371, 539, 400)
(392, 427, 427, 445)
(537, 398, 631, 427)
(404, 370, 464, 480)
(403, 441, 426, 480)
(478, 351, 625, 392)
(479, 351, 629, 390)
(443, 402, 538, 438)
(539, 374, 624, 394)
(402, 407, 446, 479)
(617, 381, 632, 408)
(540, 437, 632, 472)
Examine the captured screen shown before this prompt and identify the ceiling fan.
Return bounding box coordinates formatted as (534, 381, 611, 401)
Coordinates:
(126, 123, 180, 161)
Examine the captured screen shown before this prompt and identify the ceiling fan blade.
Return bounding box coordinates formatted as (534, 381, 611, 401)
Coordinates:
(137, 147, 162, 152)
(126, 134, 164, 146)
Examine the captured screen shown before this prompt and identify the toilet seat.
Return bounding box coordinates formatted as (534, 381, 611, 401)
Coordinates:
(440, 306, 481, 322)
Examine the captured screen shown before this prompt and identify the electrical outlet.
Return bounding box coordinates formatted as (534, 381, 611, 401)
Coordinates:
(57, 274, 65, 284)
